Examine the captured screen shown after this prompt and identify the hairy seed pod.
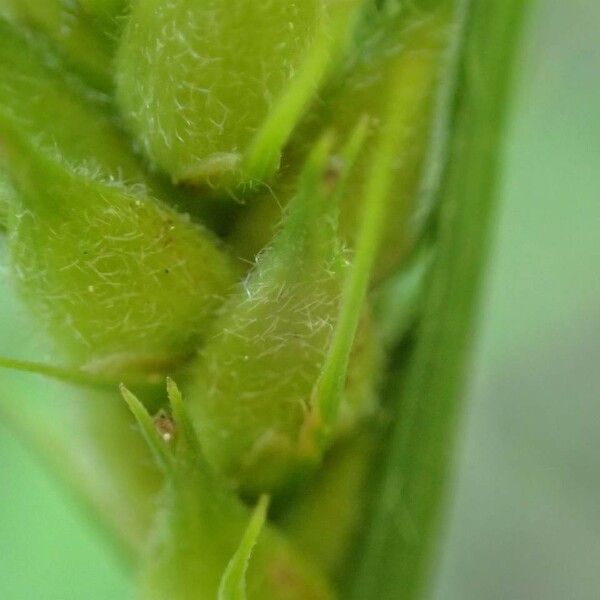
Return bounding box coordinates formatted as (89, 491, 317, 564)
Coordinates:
(0, 0, 126, 91)
(0, 21, 237, 372)
(0, 18, 237, 233)
(4, 154, 236, 374)
(230, 7, 451, 281)
(116, 0, 363, 190)
(186, 135, 380, 496)
(3, 138, 236, 372)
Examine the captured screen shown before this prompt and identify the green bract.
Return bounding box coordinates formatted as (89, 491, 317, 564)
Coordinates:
(5, 142, 235, 372)
(116, 0, 363, 189)
(122, 382, 333, 600)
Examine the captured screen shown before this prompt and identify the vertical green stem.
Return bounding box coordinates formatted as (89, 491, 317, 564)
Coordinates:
(350, 1, 531, 599)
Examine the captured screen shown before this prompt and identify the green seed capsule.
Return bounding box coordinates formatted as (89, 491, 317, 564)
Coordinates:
(4, 140, 235, 372)
(230, 7, 451, 280)
(0, 21, 236, 372)
(0, 0, 126, 91)
(116, 0, 362, 189)
(186, 133, 379, 495)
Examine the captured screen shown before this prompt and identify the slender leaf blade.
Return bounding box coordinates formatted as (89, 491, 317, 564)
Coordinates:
(350, 1, 531, 598)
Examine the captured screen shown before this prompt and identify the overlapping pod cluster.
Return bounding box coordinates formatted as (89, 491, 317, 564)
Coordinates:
(0, 21, 237, 374)
(0, 0, 452, 596)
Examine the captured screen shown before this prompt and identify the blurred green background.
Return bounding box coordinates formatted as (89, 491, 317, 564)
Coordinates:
(1, 1, 598, 598)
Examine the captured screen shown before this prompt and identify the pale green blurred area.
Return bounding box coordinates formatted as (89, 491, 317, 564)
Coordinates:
(434, 0, 600, 598)
(0, 1, 598, 598)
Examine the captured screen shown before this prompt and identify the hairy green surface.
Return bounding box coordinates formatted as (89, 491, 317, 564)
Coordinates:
(0, 20, 149, 186)
(116, 0, 362, 189)
(0, 20, 237, 370)
(187, 134, 379, 495)
(5, 144, 235, 370)
(229, 5, 451, 280)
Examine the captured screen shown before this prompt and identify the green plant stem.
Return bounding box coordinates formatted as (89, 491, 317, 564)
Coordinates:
(349, 1, 531, 599)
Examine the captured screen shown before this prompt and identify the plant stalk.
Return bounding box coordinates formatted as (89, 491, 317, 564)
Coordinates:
(349, 1, 531, 598)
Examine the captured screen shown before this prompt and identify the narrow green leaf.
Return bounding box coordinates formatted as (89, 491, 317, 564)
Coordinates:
(166, 377, 206, 463)
(350, 1, 531, 598)
(120, 385, 174, 472)
(218, 495, 270, 600)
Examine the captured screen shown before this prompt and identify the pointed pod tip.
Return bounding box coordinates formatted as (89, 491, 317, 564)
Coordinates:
(165, 376, 178, 396)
